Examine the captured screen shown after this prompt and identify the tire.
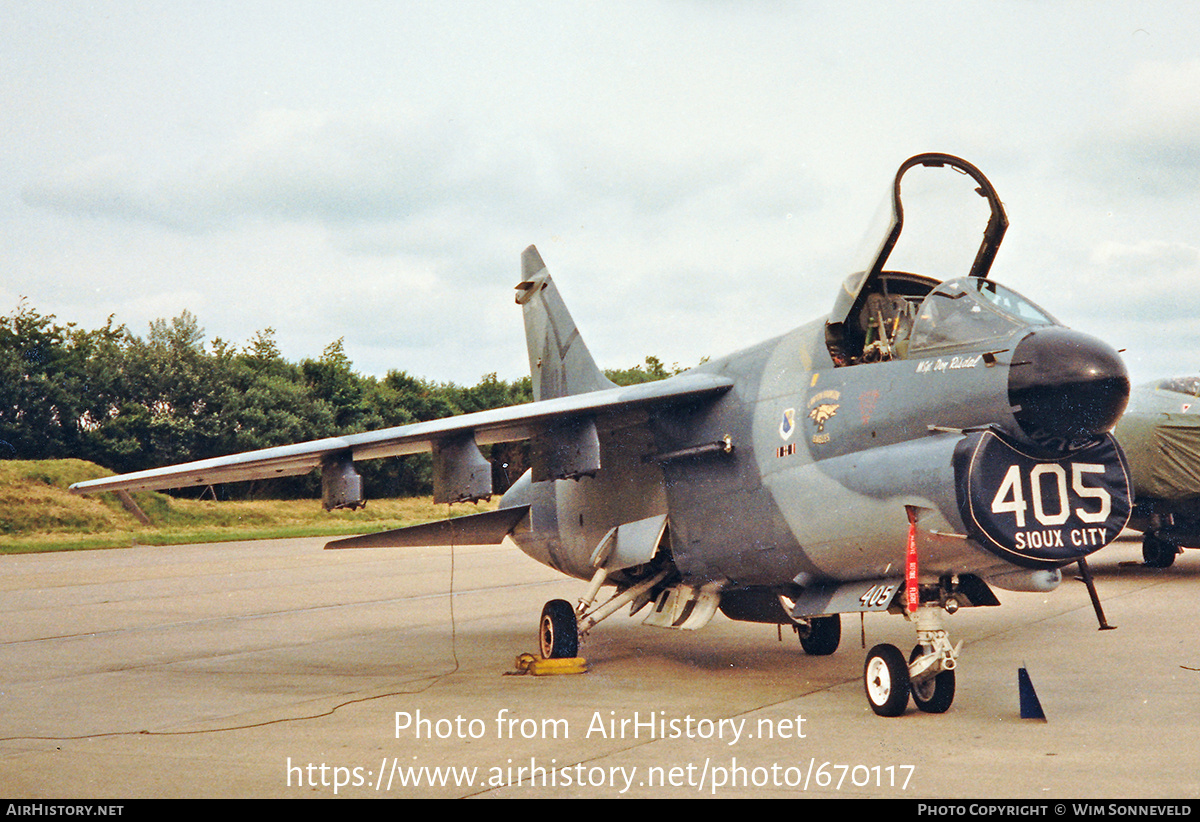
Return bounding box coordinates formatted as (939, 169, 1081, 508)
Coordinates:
(909, 645, 955, 714)
(864, 644, 909, 717)
(798, 614, 841, 656)
(539, 599, 578, 659)
(1143, 533, 1178, 568)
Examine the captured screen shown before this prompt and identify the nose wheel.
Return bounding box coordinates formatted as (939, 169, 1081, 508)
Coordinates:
(909, 644, 956, 713)
(863, 606, 960, 716)
(864, 645, 910, 717)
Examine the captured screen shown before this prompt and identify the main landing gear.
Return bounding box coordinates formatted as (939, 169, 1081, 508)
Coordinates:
(795, 614, 841, 656)
(1142, 532, 1180, 568)
(537, 569, 672, 659)
(539, 599, 578, 659)
(863, 605, 960, 717)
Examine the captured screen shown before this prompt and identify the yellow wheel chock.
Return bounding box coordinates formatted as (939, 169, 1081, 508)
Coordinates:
(513, 652, 588, 676)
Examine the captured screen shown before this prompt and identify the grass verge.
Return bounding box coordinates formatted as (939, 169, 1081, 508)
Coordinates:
(0, 459, 497, 554)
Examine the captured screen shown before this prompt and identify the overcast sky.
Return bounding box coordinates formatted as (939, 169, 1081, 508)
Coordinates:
(4, 1, 1199, 387)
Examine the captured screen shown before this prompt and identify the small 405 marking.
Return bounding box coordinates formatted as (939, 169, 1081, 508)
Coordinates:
(860, 583, 898, 609)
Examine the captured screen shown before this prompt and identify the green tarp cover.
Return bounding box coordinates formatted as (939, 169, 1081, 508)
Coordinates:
(1123, 414, 1200, 500)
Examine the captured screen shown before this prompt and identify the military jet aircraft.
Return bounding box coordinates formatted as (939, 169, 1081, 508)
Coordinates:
(1113, 376, 1200, 567)
(70, 153, 1134, 717)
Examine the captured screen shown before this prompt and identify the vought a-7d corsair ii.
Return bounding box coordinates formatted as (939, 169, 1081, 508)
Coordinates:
(71, 153, 1134, 716)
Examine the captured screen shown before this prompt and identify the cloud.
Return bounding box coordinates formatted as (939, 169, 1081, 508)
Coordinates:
(23, 107, 507, 231)
(21, 103, 774, 243)
(1075, 60, 1200, 197)
(20, 153, 177, 225)
(1087, 239, 1200, 321)
(1122, 59, 1200, 138)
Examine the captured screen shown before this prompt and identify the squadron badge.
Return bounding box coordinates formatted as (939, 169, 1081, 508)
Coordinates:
(807, 389, 841, 444)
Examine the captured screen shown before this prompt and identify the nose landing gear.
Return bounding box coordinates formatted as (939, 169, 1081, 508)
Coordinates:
(864, 605, 960, 716)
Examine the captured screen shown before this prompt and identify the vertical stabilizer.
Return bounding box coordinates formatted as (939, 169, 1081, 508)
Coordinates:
(514, 246, 615, 401)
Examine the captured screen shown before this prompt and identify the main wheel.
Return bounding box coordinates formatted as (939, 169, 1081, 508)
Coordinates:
(909, 645, 955, 714)
(864, 644, 909, 717)
(798, 614, 841, 656)
(539, 599, 578, 659)
(1143, 533, 1178, 568)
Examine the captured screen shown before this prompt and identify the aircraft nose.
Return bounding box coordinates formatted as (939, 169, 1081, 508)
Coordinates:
(1007, 326, 1129, 442)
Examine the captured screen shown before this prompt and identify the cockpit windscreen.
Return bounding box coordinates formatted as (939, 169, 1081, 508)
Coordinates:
(907, 278, 1057, 356)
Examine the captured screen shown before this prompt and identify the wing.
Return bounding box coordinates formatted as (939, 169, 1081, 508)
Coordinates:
(68, 372, 734, 507)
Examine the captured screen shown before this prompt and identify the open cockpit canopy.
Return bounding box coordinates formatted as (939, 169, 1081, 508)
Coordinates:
(827, 153, 1035, 365)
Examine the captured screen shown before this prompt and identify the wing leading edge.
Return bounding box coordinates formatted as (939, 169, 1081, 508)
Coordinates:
(68, 372, 734, 505)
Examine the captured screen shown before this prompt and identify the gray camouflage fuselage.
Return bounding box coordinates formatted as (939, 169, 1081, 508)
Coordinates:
(504, 315, 1067, 591)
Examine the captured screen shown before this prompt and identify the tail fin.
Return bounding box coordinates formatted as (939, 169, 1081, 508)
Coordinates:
(514, 246, 615, 401)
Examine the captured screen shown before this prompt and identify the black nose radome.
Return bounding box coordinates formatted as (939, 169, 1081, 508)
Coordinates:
(1008, 327, 1129, 442)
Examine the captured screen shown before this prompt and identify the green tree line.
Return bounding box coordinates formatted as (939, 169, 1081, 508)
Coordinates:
(0, 301, 679, 499)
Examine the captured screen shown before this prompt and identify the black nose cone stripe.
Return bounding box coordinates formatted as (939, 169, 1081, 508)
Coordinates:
(1008, 327, 1130, 442)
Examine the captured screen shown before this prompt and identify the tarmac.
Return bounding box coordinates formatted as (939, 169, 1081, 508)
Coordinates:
(0, 531, 1197, 799)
